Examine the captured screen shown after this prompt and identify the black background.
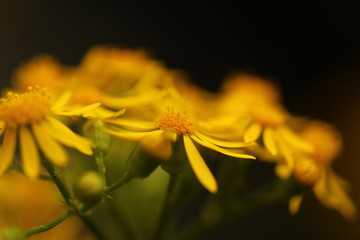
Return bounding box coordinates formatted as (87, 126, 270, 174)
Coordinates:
(1, 1, 360, 239)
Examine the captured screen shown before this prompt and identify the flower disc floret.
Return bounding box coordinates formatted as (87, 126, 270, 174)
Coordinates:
(0, 87, 52, 127)
(156, 111, 195, 135)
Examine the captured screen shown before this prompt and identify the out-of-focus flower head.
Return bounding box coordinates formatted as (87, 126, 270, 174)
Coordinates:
(289, 121, 356, 220)
(11, 55, 70, 93)
(0, 171, 95, 240)
(0, 86, 97, 178)
(72, 45, 173, 94)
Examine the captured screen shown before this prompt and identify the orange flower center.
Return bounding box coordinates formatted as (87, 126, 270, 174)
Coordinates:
(0, 86, 52, 127)
(156, 111, 195, 135)
(293, 158, 321, 185)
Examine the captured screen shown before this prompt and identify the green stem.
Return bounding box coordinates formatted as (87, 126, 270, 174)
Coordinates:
(25, 211, 73, 237)
(40, 157, 108, 240)
(153, 173, 179, 240)
(95, 153, 107, 187)
(104, 171, 132, 194)
(40, 157, 72, 206)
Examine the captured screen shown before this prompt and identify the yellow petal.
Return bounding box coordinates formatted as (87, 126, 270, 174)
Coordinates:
(102, 90, 167, 108)
(20, 126, 40, 178)
(263, 127, 278, 155)
(244, 122, 262, 143)
(277, 137, 294, 170)
(82, 107, 126, 119)
(278, 126, 314, 153)
(183, 135, 218, 193)
(0, 121, 5, 135)
(0, 128, 16, 175)
(195, 131, 254, 148)
(289, 195, 304, 215)
(105, 127, 164, 141)
(104, 118, 157, 131)
(51, 90, 72, 110)
(32, 122, 68, 166)
(191, 135, 255, 160)
(54, 103, 101, 116)
(44, 117, 93, 155)
(314, 168, 357, 220)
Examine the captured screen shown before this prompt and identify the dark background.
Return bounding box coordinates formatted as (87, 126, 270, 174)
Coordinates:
(1, 1, 360, 239)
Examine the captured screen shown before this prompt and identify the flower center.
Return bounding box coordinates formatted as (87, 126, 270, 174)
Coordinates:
(156, 111, 195, 135)
(249, 103, 286, 127)
(0, 86, 52, 127)
(71, 86, 104, 105)
(293, 158, 321, 185)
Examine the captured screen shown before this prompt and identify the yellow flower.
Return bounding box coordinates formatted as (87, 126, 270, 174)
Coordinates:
(104, 91, 255, 193)
(0, 86, 97, 178)
(0, 171, 96, 240)
(12, 55, 69, 92)
(289, 121, 356, 220)
(241, 102, 313, 177)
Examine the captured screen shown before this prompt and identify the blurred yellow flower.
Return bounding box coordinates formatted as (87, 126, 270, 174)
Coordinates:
(0, 171, 95, 240)
(289, 121, 356, 220)
(0, 86, 96, 178)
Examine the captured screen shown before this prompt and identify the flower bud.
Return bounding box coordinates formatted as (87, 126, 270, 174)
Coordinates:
(74, 171, 104, 207)
(0, 227, 25, 240)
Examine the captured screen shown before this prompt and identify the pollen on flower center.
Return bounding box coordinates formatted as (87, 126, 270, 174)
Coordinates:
(156, 111, 195, 135)
(0, 86, 52, 127)
(249, 103, 286, 127)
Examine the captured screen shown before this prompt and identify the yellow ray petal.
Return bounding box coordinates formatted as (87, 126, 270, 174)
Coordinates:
(183, 135, 218, 193)
(32, 122, 68, 166)
(82, 107, 126, 119)
(51, 90, 72, 110)
(289, 195, 304, 215)
(277, 137, 294, 170)
(244, 122, 262, 143)
(0, 128, 16, 175)
(102, 90, 167, 108)
(20, 126, 40, 178)
(314, 168, 357, 220)
(54, 103, 101, 116)
(44, 117, 93, 155)
(0, 121, 5, 135)
(191, 135, 255, 160)
(263, 127, 278, 155)
(104, 118, 157, 131)
(278, 126, 314, 153)
(195, 131, 254, 148)
(105, 127, 164, 141)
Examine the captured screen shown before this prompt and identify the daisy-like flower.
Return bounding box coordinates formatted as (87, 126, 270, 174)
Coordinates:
(218, 75, 313, 176)
(289, 121, 356, 220)
(243, 102, 314, 177)
(104, 90, 255, 193)
(0, 86, 98, 179)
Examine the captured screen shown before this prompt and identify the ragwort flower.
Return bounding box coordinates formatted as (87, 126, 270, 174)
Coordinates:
(0, 86, 97, 178)
(289, 121, 356, 220)
(104, 90, 255, 193)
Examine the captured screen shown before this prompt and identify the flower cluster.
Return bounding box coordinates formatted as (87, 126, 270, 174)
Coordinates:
(0, 46, 356, 239)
